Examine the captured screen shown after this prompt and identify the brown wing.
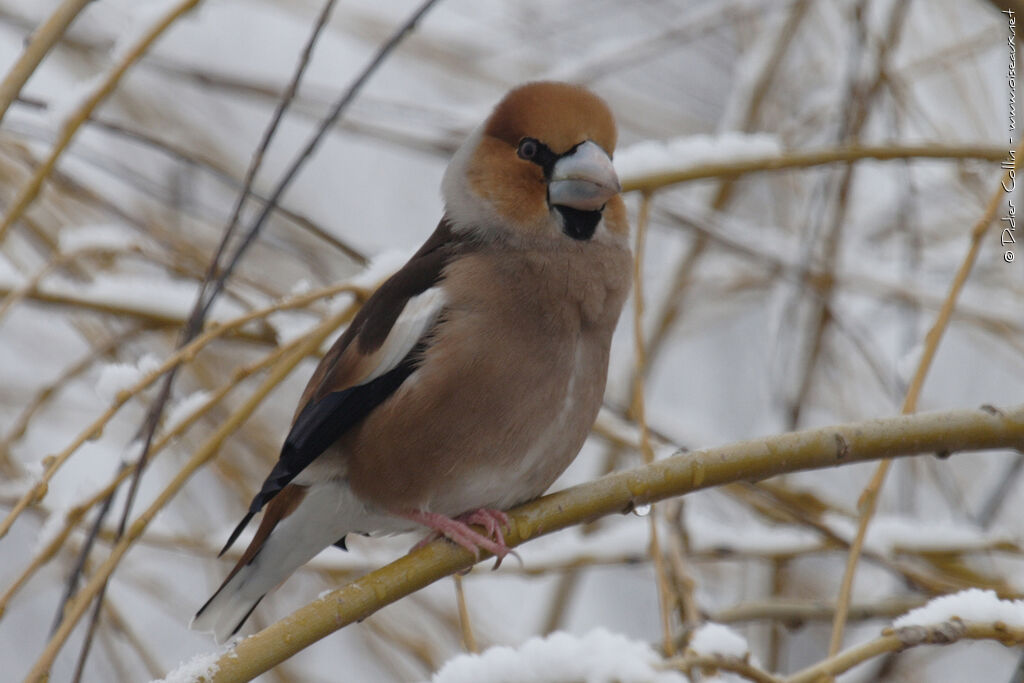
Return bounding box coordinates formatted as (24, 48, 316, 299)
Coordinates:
(219, 218, 473, 555)
(297, 218, 464, 410)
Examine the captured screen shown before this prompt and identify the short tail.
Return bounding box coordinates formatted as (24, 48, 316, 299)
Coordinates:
(190, 482, 355, 642)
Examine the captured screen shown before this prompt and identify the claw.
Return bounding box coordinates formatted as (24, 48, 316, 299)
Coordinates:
(461, 509, 509, 547)
(401, 508, 514, 567)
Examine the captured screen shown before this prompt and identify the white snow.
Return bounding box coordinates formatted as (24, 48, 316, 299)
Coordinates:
(44, 273, 244, 322)
(687, 623, 749, 659)
(893, 589, 1024, 629)
(121, 439, 147, 467)
(266, 310, 318, 346)
(95, 354, 162, 402)
(33, 504, 70, 556)
(429, 628, 688, 683)
(58, 224, 140, 253)
(150, 648, 221, 683)
(614, 133, 783, 182)
(165, 390, 212, 432)
(289, 278, 313, 296)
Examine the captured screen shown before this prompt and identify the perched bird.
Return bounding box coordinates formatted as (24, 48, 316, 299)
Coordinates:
(192, 81, 632, 642)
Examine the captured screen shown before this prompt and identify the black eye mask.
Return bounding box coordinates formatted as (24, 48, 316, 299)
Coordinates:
(518, 138, 601, 241)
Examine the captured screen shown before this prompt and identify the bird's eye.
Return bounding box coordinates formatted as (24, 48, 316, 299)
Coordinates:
(517, 137, 539, 160)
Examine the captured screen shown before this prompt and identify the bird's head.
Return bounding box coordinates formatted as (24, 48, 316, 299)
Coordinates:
(442, 81, 627, 244)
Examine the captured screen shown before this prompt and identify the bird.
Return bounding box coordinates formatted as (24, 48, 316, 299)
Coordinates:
(191, 81, 632, 642)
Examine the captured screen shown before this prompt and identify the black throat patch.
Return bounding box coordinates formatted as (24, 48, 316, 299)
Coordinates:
(556, 205, 602, 241)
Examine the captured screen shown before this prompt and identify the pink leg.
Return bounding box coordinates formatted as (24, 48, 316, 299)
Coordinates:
(401, 508, 513, 567)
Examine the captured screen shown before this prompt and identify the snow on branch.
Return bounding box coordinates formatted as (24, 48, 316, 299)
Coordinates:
(618, 142, 1006, 194)
(893, 589, 1024, 630)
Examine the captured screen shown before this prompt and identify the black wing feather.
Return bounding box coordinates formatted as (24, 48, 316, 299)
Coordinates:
(219, 347, 422, 555)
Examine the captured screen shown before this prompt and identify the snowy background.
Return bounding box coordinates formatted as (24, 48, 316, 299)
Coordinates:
(1, 0, 1023, 681)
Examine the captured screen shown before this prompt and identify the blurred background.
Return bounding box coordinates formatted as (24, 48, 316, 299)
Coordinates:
(0, 0, 1022, 680)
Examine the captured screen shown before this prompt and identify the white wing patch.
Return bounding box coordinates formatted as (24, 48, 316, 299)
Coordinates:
(362, 286, 447, 384)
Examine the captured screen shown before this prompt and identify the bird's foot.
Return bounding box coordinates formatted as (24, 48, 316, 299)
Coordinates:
(403, 508, 516, 568)
(458, 508, 510, 547)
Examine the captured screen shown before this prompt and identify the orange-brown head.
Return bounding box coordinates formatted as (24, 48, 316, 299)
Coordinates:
(442, 81, 627, 244)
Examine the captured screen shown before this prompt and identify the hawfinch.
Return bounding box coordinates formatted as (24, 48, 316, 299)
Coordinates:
(192, 81, 632, 642)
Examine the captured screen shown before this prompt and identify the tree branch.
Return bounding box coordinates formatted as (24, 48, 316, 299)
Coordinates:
(196, 403, 1024, 682)
(0, 0, 203, 244)
(0, 0, 93, 124)
(787, 621, 1024, 683)
(620, 143, 1007, 194)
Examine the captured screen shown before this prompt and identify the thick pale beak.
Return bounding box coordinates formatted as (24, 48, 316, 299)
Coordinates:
(548, 140, 621, 211)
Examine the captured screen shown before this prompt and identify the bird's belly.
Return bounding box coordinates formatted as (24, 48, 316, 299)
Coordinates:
(430, 339, 602, 514)
(345, 332, 607, 517)
(433, 406, 590, 514)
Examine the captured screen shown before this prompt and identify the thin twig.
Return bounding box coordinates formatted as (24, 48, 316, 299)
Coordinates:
(26, 304, 358, 682)
(666, 653, 781, 683)
(620, 144, 1006, 194)
(202, 0, 442, 320)
(713, 597, 928, 624)
(0, 0, 93, 124)
(10, 97, 367, 263)
(631, 191, 678, 655)
(0, 326, 145, 476)
(452, 575, 478, 654)
(199, 0, 343, 322)
(0, 280, 276, 343)
(0, 245, 134, 326)
(0, 280, 363, 542)
(26, 10, 438, 672)
(976, 451, 1024, 527)
(786, 0, 909, 428)
(631, 0, 811, 392)
(789, 622, 1024, 683)
(827, 138, 1024, 655)
(0, 315, 343, 619)
(67, 1, 344, 674)
(0, 0, 203, 245)
(65, 0, 435, 672)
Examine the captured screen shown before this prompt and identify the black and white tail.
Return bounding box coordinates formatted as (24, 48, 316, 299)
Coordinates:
(190, 481, 361, 642)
